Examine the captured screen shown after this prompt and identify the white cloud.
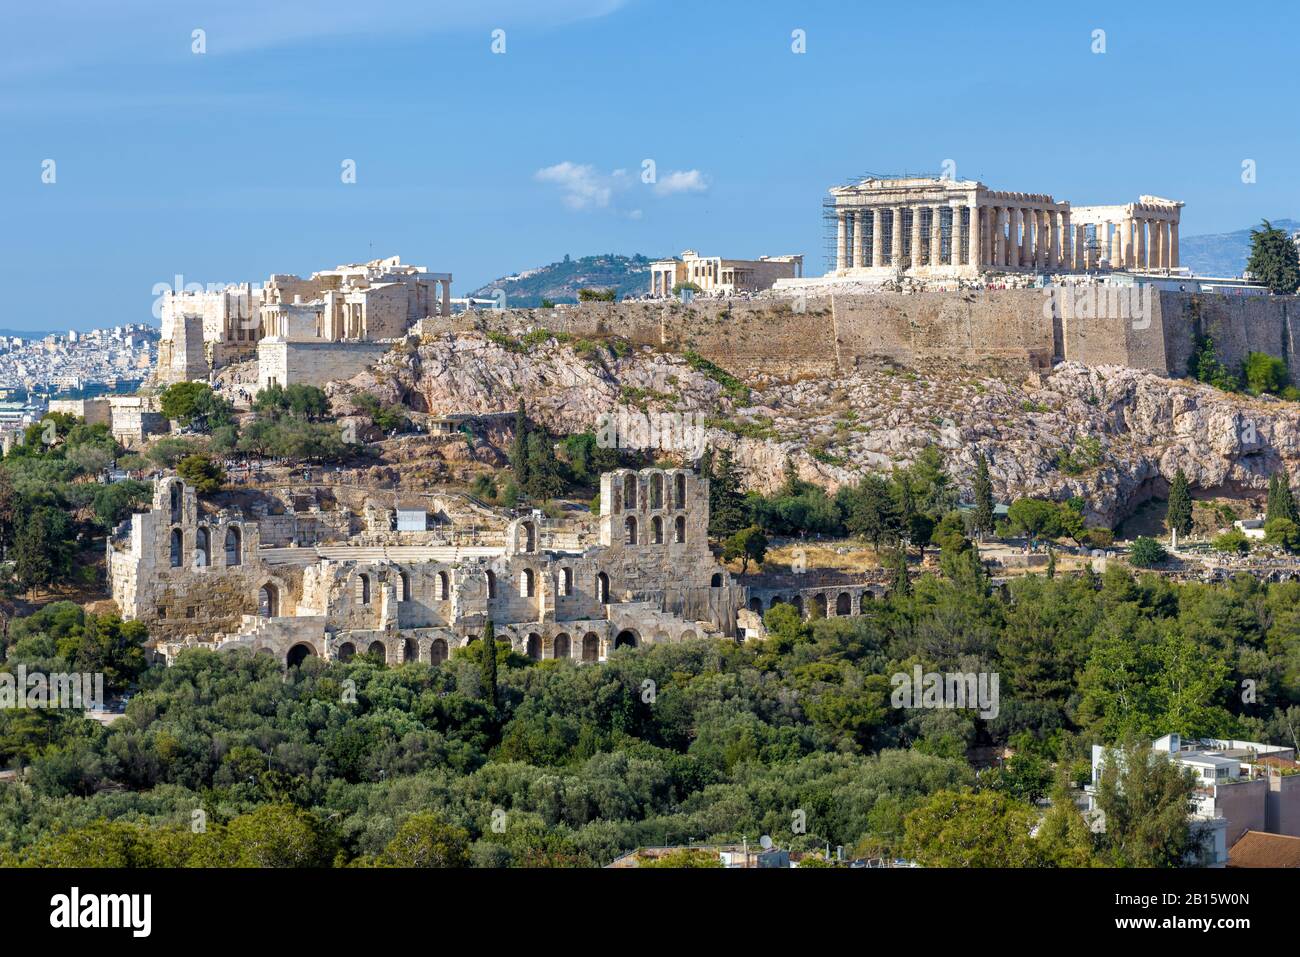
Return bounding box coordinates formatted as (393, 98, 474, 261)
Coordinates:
(653, 169, 709, 196)
(536, 161, 710, 212)
(534, 162, 631, 211)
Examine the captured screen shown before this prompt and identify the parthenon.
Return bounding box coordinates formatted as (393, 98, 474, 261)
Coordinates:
(827, 177, 1183, 279)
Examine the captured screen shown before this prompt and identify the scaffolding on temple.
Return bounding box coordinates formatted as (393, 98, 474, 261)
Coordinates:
(821, 172, 982, 273)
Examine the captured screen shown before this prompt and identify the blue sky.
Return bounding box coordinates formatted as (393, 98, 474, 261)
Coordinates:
(3, 0, 1298, 331)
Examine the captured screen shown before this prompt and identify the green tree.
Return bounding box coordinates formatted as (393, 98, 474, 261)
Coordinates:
(703, 448, 747, 540)
(1166, 468, 1193, 537)
(722, 525, 767, 574)
(177, 454, 225, 495)
(481, 619, 499, 715)
(510, 400, 531, 491)
(523, 431, 565, 500)
(13, 507, 73, 599)
(839, 474, 901, 548)
(159, 382, 234, 432)
(374, 812, 471, 867)
(972, 452, 995, 536)
(1246, 219, 1300, 295)
(1244, 352, 1289, 396)
(902, 789, 1046, 867)
(1265, 517, 1300, 552)
(1128, 536, 1167, 567)
(1210, 529, 1250, 555)
(1094, 738, 1201, 867)
(639, 848, 722, 868)
(1267, 472, 1299, 524)
(1006, 498, 1061, 539)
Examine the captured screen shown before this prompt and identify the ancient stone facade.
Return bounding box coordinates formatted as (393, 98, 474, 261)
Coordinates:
(156, 256, 452, 385)
(649, 250, 804, 297)
(827, 177, 1182, 278)
(109, 467, 763, 667)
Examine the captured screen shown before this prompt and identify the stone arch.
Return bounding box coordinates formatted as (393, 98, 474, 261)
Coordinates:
(649, 472, 664, 509)
(194, 526, 210, 567)
(653, 630, 671, 645)
(651, 515, 664, 544)
(674, 472, 687, 509)
(399, 570, 412, 602)
(813, 593, 827, 618)
(169, 482, 182, 523)
(520, 567, 536, 598)
(559, 566, 573, 597)
(286, 643, 315, 668)
(710, 572, 723, 587)
(485, 569, 497, 599)
(337, 641, 356, 662)
(402, 637, 417, 662)
(623, 472, 637, 509)
(521, 520, 536, 553)
(258, 582, 280, 618)
(860, 591, 871, 614)
(170, 527, 183, 567)
(526, 633, 542, 660)
(437, 570, 450, 601)
(792, 594, 804, 618)
(366, 639, 386, 659)
(582, 632, 600, 662)
(613, 629, 639, 650)
(596, 571, 609, 603)
(679, 629, 697, 642)
(770, 595, 784, 609)
(356, 573, 372, 605)
(674, 515, 686, 544)
(749, 597, 763, 614)
(224, 526, 242, 566)
(553, 633, 571, 659)
(836, 592, 851, 616)
(430, 638, 449, 664)
(624, 515, 637, 545)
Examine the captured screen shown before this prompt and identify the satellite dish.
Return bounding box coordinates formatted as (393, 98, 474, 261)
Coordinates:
(759, 835, 773, 850)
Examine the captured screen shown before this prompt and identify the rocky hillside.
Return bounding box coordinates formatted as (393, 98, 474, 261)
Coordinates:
(466, 254, 654, 306)
(334, 331, 1300, 528)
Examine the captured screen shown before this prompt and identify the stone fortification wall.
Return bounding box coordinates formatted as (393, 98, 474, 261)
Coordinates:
(429, 289, 1300, 385)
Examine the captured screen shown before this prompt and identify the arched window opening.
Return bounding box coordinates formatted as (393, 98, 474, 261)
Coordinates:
(224, 526, 242, 566)
(674, 516, 686, 544)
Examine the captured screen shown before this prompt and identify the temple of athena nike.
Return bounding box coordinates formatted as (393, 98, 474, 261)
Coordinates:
(826, 176, 1183, 279)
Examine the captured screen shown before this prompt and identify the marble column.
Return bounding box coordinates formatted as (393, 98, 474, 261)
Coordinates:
(1035, 210, 1047, 270)
(930, 206, 943, 266)
(1170, 221, 1179, 268)
(1047, 211, 1058, 271)
(1152, 219, 1164, 270)
(837, 211, 848, 271)
(853, 211, 865, 269)
(1109, 223, 1120, 267)
(891, 207, 904, 266)
(1075, 224, 1086, 269)
(871, 208, 884, 267)
(969, 204, 981, 267)
(911, 206, 923, 268)
(994, 208, 1006, 266)
(1134, 217, 1145, 270)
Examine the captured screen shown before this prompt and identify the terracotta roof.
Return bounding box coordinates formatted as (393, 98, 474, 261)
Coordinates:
(1228, 831, 1300, 868)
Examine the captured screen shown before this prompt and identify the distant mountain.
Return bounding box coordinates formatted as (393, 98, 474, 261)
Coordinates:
(468, 253, 655, 307)
(1180, 218, 1300, 278)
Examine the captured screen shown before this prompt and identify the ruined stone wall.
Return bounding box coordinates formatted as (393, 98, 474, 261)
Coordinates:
(1160, 293, 1300, 379)
(258, 339, 391, 391)
(443, 290, 1300, 383)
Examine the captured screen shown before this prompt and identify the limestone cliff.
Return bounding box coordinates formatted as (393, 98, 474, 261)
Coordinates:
(332, 331, 1300, 527)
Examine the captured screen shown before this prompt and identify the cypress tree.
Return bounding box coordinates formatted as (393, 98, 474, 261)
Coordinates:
(510, 400, 530, 492)
(481, 618, 498, 714)
(972, 453, 995, 536)
(888, 547, 911, 598)
(1267, 472, 1299, 524)
(1166, 468, 1193, 537)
